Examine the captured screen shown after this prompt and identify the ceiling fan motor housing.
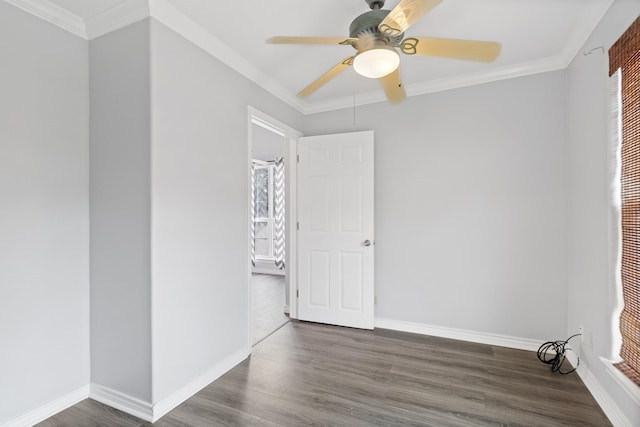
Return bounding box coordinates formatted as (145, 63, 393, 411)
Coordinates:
(365, 0, 385, 9)
(349, 10, 404, 50)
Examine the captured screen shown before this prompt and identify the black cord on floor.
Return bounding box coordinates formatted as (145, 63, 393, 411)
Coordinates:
(537, 334, 581, 374)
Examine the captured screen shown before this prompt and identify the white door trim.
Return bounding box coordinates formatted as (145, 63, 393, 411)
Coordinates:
(247, 106, 301, 348)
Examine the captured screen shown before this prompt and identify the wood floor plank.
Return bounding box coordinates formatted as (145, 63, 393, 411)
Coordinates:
(251, 274, 288, 345)
(36, 399, 143, 427)
(38, 320, 612, 426)
(387, 366, 490, 400)
(216, 369, 291, 400)
(484, 393, 610, 426)
(148, 395, 263, 427)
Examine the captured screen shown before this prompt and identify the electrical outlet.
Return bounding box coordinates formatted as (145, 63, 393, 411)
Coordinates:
(579, 326, 584, 342)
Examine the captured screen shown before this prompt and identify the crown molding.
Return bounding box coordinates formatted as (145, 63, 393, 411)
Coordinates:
(4, 0, 86, 38)
(148, 0, 307, 114)
(559, 0, 615, 68)
(84, 0, 149, 40)
(407, 55, 568, 97)
(304, 55, 568, 114)
(6, 0, 615, 115)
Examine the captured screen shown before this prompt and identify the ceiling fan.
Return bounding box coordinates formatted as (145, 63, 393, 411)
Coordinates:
(267, 0, 501, 104)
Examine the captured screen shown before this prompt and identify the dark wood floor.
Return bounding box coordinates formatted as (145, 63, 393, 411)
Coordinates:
(251, 273, 288, 345)
(38, 321, 611, 426)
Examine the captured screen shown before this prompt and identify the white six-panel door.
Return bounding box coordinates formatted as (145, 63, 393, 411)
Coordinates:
(297, 131, 374, 329)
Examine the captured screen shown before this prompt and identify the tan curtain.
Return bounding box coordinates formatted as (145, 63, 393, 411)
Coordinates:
(609, 15, 640, 386)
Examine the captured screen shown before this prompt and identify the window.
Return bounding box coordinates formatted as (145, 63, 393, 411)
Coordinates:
(609, 15, 640, 386)
(253, 162, 276, 260)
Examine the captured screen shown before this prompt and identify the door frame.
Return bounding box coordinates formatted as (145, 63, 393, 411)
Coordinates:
(247, 106, 302, 347)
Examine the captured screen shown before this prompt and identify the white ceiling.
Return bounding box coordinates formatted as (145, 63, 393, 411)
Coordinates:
(10, 0, 614, 113)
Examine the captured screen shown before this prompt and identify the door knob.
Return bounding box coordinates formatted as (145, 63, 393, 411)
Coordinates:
(363, 240, 372, 247)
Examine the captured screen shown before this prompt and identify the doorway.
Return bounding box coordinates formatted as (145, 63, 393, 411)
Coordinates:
(247, 107, 301, 346)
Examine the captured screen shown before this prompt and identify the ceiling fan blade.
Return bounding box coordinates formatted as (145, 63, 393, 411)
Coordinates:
(401, 37, 501, 62)
(267, 36, 358, 46)
(379, 0, 444, 37)
(298, 57, 355, 98)
(379, 68, 406, 104)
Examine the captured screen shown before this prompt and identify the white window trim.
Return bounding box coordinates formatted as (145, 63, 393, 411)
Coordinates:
(600, 357, 640, 406)
(253, 162, 277, 261)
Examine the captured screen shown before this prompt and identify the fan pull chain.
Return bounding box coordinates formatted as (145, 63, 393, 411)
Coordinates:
(352, 67, 357, 127)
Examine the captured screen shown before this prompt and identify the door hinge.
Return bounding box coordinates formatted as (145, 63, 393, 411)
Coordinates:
(297, 154, 300, 163)
(296, 289, 299, 298)
(297, 222, 299, 230)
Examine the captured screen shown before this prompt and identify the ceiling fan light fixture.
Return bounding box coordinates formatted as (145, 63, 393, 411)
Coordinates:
(353, 47, 400, 79)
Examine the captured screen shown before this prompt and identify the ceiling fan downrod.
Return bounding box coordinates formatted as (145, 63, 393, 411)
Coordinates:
(366, 0, 385, 10)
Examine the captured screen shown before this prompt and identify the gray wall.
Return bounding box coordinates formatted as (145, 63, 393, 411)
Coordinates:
(303, 71, 568, 342)
(149, 19, 303, 402)
(90, 20, 152, 402)
(4, 0, 638, 421)
(252, 124, 285, 161)
(0, 2, 90, 423)
(566, 0, 640, 424)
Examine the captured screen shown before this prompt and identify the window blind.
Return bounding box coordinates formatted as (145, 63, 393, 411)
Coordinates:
(609, 15, 640, 386)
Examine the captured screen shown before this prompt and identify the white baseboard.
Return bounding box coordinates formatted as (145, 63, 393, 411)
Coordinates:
(2, 384, 90, 427)
(89, 347, 249, 423)
(577, 367, 630, 427)
(375, 320, 630, 427)
(600, 357, 640, 407)
(562, 354, 633, 427)
(374, 318, 545, 352)
(151, 347, 250, 422)
(283, 305, 290, 314)
(9, 348, 251, 425)
(90, 383, 153, 422)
